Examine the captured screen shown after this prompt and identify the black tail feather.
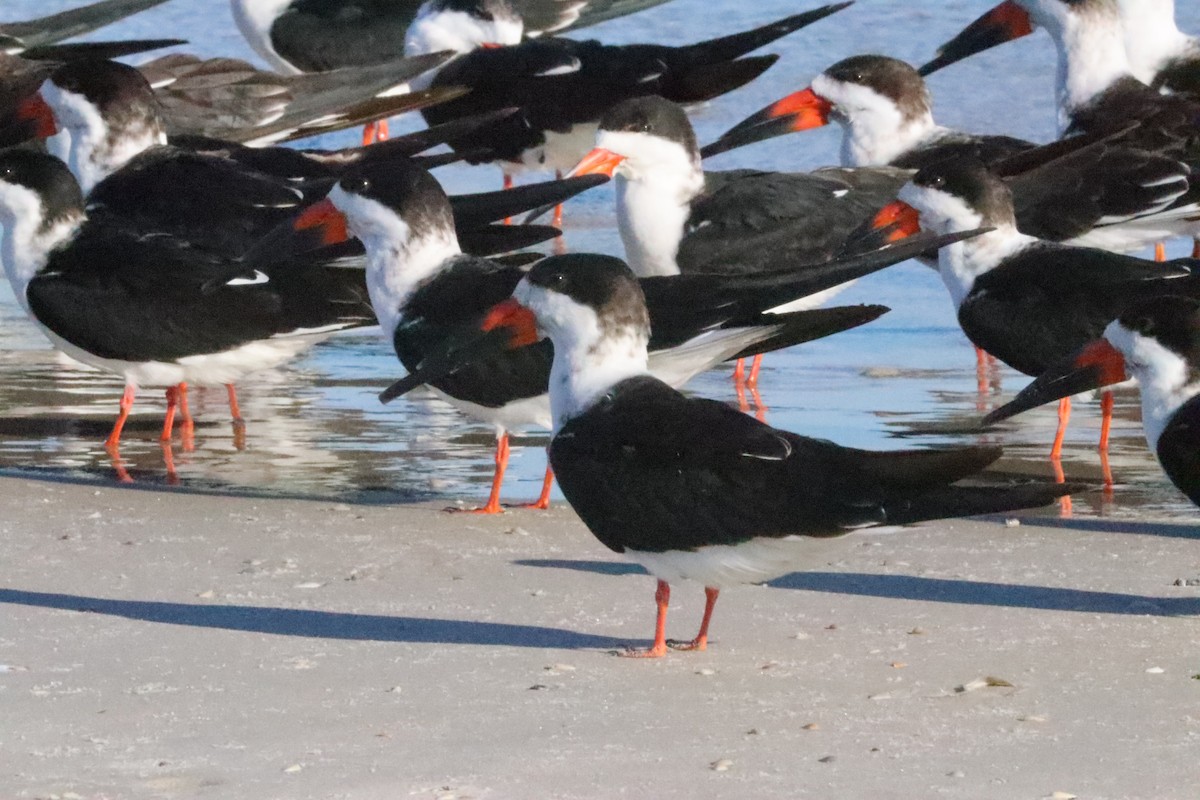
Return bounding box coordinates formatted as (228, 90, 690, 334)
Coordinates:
(666, 56, 778, 104)
(730, 304, 888, 361)
(885, 482, 1079, 525)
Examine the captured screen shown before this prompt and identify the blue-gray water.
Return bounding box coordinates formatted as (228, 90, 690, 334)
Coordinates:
(1, 0, 1198, 521)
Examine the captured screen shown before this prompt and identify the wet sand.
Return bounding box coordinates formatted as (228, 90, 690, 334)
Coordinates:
(2, 474, 1198, 799)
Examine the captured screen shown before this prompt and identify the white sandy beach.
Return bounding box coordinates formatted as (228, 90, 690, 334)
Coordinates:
(2, 475, 1198, 799)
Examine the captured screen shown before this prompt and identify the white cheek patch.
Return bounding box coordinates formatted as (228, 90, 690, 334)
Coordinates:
(594, 130, 696, 178)
(1105, 320, 1197, 450)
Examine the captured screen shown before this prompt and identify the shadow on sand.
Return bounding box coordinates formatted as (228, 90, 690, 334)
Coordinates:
(0, 588, 627, 649)
(513, 561, 1200, 618)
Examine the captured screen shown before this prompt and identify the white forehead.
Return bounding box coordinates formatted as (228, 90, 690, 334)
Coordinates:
(327, 184, 411, 244)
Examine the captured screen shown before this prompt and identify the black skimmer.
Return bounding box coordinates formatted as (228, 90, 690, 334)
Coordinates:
(0, 149, 375, 469)
(983, 295, 1200, 508)
(276, 157, 981, 513)
(560, 94, 910, 384)
(870, 154, 1200, 463)
(21, 59, 596, 259)
(231, 0, 677, 73)
(705, 53, 1200, 257)
(444, 256, 1073, 656)
(703, 54, 1035, 167)
(404, 1, 852, 185)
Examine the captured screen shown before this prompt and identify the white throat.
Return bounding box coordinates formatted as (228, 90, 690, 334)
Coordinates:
(515, 281, 650, 432)
(1030, 1, 1135, 131)
(330, 186, 461, 336)
(899, 183, 1035, 310)
(601, 130, 703, 277)
(41, 82, 166, 194)
(0, 183, 81, 313)
(811, 74, 939, 167)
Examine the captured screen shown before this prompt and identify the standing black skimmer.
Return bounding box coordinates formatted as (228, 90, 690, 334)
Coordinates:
(703, 54, 1035, 167)
(870, 155, 1200, 464)
(983, 295, 1200, 508)
(561, 94, 910, 384)
(21, 59, 597, 259)
(0, 149, 375, 471)
(231, 0, 677, 73)
(402, 1, 852, 188)
(448, 256, 1073, 656)
(277, 158, 980, 512)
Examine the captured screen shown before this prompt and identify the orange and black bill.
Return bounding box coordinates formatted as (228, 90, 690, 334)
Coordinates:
(378, 298, 541, 404)
(983, 339, 1128, 425)
(919, 0, 1035, 77)
(870, 200, 922, 242)
(701, 87, 833, 159)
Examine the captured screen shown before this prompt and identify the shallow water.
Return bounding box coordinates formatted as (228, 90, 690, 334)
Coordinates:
(1, 0, 1198, 522)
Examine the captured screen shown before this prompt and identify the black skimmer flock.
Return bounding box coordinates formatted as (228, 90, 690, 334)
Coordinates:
(869, 154, 1200, 467)
(19, 58, 598, 259)
(271, 157, 982, 512)
(410, 256, 1072, 655)
(0, 149, 375, 474)
(983, 295, 1200, 508)
(402, 1, 853, 198)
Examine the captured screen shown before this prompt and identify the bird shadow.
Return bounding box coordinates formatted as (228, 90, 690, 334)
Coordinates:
(767, 572, 1200, 617)
(513, 561, 1200, 618)
(0, 589, 627, 650)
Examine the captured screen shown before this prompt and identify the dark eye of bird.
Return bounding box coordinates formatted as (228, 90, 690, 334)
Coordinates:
(852, 71, 864, 82)
(930, 175, 945, 189)
(342, 176, 370, 194)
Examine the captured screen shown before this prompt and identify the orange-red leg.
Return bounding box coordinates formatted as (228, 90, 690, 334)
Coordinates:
(733, 358, 747, 384)
(227, 383, 246, 450)
(362, 119, 390, 146)
(1051, 456, 1072, 517)
(160, 441, 179, 485)
(620, 580, 670, 659)
(503, 173, 514, 225)
(1155, 242, 1166, 262)
(746, 353, 764, 388)
(1050, 396, 1071, 460)
(1099, 390, 1114, 491)
(460, 433, 509, 514)
(516, 464, 554, 510)
(177, 382, 194, 452)
(1193, 239, 1200, 259)
(104, 385, 136, 452)
(668, 586, 720, 651)
(553, 170, 564, 228)
(160, 385, 179, 441)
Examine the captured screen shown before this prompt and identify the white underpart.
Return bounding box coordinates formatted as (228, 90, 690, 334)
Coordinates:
(230, 0, 301, 74)
(898, 183, 1037, 311)
(514, 280, 648, 433)
(1105, 320, 1200, 453)
(1116, 0, 1193, 84)
(630, 534, 853, 588)
(335, 187, 461, 340)
(507, 123, 600, 176)
(597, 129, 704, 277)
(405, 4, 523, 56)
(41, 82, 166, 194)
(1017, 0, 1135, 132)
(39, 325, 339, 388)
(811, 74, 941, 168)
